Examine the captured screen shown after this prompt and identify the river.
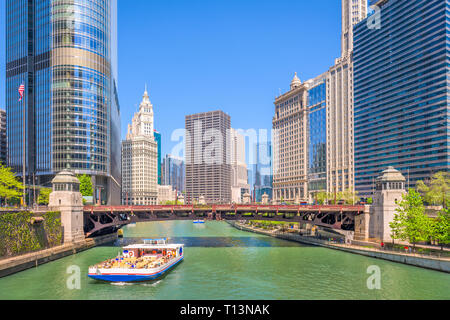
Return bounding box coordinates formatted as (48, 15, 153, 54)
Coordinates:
(0, 221, 448, 300)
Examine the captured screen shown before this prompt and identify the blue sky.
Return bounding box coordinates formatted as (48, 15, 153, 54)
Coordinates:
(0, 0, 342, 159)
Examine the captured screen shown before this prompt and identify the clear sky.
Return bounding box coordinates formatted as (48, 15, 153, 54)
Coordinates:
(0, 0, 342, 160)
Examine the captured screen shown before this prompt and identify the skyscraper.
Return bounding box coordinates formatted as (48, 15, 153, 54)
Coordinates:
(306, 73, 327, 199)
(163, 154, 185, 194)
(154, 130, 162, 185)
(326, 0, 367, 196)
(0, 109, 6, 165)
(5, 0, 121, 205)
(230, 128, 249, 203)
(121, 89, 158, 205)
(185, 111, 231, 204)
(353, 0, 450, 196)
(273, 73, 309, 203)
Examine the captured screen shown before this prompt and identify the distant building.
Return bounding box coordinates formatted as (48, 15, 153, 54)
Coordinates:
(230, 129, 249, 203)
(253, 141, 273, 203)
(121, 88, 158, 205)
(163, 154, 185, 193)
(0, 109, 6, 165)
(157, 185, 177, 204)
(354, 0, 449, 197)
(154, 130, 162, 185)
(185, 111, 231, 204)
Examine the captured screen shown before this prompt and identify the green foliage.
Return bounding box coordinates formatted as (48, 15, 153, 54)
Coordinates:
(316, 192, 329, 205)
(416, 172, 450, 208)
(77, 174, 93, 197)
(0, 212, 41, 256)
(42, 211, 62, 247)
(0, 211, 62, 257)
(390, 189, 433, 247)
(431, 208, 450, 249)
(367, 198, 373, 204)
(0, 165, 24, 203)
(37, 188, 52, 205)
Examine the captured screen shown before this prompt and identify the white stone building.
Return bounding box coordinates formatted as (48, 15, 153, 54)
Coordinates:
(230, 128, 250, 203)
(121, 87, 158, 205)
(326, 0, 367, 194)
(157, 185, 177, 204)
(273, 73, 309, 203)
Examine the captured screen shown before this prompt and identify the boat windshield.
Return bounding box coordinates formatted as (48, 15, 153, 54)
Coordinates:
(143, 238, 167, 245)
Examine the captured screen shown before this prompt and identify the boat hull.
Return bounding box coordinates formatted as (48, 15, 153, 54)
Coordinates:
(88, 256, 183, 283)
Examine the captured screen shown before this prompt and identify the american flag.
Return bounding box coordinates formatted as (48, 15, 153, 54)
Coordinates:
(18, 83, 25, 102)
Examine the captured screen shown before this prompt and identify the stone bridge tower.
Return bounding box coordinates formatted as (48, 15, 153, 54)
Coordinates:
(355, 167, 406, 242)
(49, 171, 85, 243)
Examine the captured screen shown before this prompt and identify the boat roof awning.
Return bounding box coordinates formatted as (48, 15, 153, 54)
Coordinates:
(123, 244, 183, 250)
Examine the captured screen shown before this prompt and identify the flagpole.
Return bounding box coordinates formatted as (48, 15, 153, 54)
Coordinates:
(22, 84, 26, 208)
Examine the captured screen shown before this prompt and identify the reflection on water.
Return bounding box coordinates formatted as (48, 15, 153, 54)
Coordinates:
(0, 221, 448, 300)
(118, 237, 311, 248)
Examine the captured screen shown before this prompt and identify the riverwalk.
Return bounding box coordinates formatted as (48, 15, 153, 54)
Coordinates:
(0, 233, 118, 278)
(228, 221, 450, 273)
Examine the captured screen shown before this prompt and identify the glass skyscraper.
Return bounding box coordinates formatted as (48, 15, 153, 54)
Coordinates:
(307, 74, 327, 198)
(5, 0, 121, 205)
(154, 130, 162, 185)
(353, 0, 449, 197)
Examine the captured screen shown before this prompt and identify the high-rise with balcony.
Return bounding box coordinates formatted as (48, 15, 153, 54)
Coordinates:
(5, 0, 121, 205)
(353, 0, 450, 197)
(185, 111, 231, 204)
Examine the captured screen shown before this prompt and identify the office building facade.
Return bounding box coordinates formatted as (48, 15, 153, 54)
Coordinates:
(121, 89, 158, 205)
(0, 109, 6, 165)
(273, 74, 309, 203)
(230, 128, 249, 203)
(163, 154, 185, 194)
(185, 111, 231, 204)
(154, 130, 162, 185)
(306, 74, 327, 199)
(353, 0, 450, 196)
(5, 0, 121, 204)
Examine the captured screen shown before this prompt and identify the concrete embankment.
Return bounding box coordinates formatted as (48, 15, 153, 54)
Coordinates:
(0, 233, 118, 278)
(229, 222, 450, 273)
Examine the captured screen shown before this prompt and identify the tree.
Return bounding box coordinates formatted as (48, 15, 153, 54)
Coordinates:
(431, 208, 450, 251)
(77, 175, 93, 197)
(316, 192, 330, 205)
(0, 165, 24, 205)
(341, 189, 360, 205)
(37, 188, 52, 205)
(416, 172, 450, 208)
(390, 189, 433, 248)
(367, 198, 373, 205)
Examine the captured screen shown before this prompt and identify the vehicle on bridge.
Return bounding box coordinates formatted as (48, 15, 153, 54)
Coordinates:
(88, 238, 184, 282)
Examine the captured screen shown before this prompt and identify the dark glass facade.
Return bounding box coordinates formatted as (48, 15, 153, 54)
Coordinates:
(154, 130, 162, 185)
(353, 0, 449, 196)
(6, 0, 121, 204)
(307, 78, 327, 195)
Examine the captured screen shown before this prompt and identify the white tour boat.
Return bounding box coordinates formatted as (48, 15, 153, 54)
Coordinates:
(88, 238, 184, 282)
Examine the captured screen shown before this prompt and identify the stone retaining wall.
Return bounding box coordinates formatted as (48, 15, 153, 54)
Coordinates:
(0, 233, 118, 278)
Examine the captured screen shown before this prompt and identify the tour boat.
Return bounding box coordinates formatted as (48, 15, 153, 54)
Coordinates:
(193, 219, 205, 224)
(88, 238, 184, 282)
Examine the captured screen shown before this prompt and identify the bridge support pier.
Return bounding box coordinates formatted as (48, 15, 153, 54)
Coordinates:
(48, 171, 85, 243)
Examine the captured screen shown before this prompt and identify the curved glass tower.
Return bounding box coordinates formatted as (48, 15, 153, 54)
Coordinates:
(6, 0, 121, 205)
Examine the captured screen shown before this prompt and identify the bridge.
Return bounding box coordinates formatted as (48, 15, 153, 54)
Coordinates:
(83, 204, 366, 237)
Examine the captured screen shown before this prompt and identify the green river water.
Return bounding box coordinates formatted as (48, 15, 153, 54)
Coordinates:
(0, 221, 448, 300)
